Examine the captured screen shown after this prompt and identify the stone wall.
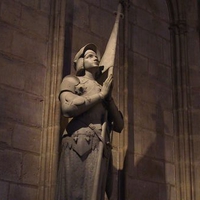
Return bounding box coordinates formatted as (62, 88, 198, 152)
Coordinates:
(0, 0, 51, 199)
(124, 0, 175, 199)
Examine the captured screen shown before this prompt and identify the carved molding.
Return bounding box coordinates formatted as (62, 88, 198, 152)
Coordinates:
(38, 0, 66, 199)
(169, 1, 195, 199)
(169, 20, 187, 35)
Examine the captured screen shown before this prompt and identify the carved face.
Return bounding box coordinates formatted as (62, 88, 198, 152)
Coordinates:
(83, 50, 100, 70)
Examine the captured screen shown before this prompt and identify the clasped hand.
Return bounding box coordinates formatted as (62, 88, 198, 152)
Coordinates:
(100, 75, 113, 99)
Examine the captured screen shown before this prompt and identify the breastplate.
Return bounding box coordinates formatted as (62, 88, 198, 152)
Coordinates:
(75, 76, 106, 124)
(78, 76, 102, 96)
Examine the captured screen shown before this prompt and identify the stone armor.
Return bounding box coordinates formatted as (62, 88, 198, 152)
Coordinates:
(56, 75, 113, 200)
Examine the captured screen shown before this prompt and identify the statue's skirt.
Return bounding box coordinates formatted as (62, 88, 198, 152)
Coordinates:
(56, 131, 112, 200)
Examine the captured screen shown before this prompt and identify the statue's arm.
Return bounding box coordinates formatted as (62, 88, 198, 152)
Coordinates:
(106, 98, 124, 133)
(60, 91, 102, 118)
(59, 74, 113, 117)
(59, 75, 105, 117)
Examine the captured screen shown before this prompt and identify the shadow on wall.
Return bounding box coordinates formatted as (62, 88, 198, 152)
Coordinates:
(117, 101, 170, 200)
(62, 0, 74, 77)
(139, 102, 169, 200)
(59, 0, 74, 143)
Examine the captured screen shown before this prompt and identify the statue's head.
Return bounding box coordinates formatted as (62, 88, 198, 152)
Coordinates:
(74, 43, 101, 76)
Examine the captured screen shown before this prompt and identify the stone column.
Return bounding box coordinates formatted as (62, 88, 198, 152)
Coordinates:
(170, 19, 195, 200)
(38, 0, 66, 199)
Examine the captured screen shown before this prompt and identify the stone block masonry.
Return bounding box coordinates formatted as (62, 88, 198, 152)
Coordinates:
(123, 1, 176, 200)
(0, 0, 51, 199)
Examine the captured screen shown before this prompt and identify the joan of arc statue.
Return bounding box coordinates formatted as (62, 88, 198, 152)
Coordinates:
(56, 43, 123, 200)
(56, 4, 124, 200)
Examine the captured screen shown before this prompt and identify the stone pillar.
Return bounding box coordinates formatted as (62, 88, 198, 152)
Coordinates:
(170, 18, 195, 200)
(38, 0, 66, 199)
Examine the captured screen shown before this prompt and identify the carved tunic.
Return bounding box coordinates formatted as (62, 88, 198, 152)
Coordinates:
(56, 76, 112, 200)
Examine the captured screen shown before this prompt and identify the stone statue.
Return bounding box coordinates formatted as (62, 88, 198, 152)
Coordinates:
(56, 4, 124, 200)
